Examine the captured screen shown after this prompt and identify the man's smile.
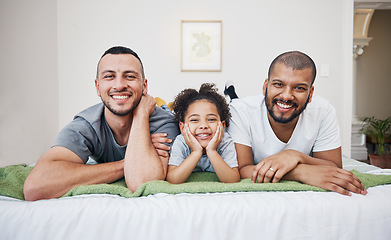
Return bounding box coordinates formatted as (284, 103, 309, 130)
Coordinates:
(273, 99, 297, 112)
(109, 91, 133, 102)
(276, 102, 293, 109)
(112, 95, 130, 100)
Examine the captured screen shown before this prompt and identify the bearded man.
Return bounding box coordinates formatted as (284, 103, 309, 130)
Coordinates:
(227, 51, 367, 196)
(24, 46, 179, 200)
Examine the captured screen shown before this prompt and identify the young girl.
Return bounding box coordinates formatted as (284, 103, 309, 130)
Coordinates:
(166, 83, 240, 184)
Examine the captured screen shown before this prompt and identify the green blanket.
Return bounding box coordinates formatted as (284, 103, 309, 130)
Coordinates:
(1, 164, 391, 200)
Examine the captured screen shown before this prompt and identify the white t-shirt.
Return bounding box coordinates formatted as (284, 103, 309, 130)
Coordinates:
(227, 94, 341, 164)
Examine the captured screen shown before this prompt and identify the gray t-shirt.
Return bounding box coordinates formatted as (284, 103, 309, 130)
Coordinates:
(54, 103, 180, 164)
(168, 132, 238, 172)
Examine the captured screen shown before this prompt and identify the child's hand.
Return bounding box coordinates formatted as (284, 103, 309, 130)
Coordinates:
(206, 121, 223, 153)
(182, 123, 203, 153)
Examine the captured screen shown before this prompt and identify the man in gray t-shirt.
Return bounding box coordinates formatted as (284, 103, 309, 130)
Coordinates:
(24, 46, 179, 201)
(55, 103, 178, 164)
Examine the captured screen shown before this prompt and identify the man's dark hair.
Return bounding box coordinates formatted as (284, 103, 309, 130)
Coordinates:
(173, 83, 231, 127)
(268, 51, 317, 85)
(96, 46, 145, 78)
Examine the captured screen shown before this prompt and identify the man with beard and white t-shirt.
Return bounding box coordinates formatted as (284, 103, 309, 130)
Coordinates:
(227, 51, 367, 196)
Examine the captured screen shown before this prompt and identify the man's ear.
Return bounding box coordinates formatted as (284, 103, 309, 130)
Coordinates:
(262, 78, 269, 95)
(142, 79, 148, 96)
(95, 79, 101, 97)
(308, 86, 315, 103)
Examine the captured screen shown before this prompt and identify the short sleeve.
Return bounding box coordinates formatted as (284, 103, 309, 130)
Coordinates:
(218, 133, 238, 168)
(150, 107, 180, 149)
(53, 117, 100, 163)
(312, 102, 341, 152)
(227, 100, 252, 147)
(168, 135, 189, 166)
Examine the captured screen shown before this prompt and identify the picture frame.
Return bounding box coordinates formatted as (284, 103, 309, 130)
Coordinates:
(181, 20, 222, 72)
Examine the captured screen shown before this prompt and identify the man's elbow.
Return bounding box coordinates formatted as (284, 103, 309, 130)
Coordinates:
(126, 177, 149, 193)
(23, 174, 59, 201)
(125, 170, 165, 193)
(23, 178, 46, 201)
(126, 181, 141, 193)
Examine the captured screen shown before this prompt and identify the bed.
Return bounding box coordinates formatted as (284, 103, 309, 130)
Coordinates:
(1, 157, 391, 240)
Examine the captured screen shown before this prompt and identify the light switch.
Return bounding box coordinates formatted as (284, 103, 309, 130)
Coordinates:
(320, 64, 329, 77)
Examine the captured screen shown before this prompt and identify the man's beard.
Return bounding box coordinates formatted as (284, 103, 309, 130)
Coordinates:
(102, 93, 142, 117)
(265, 88, 310, 124)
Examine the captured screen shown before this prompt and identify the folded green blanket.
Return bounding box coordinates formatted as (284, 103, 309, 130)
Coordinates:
(1, 164, 391, 200)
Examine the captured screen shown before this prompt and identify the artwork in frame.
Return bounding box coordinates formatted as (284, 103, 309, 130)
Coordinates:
(181, 20, 222, 72)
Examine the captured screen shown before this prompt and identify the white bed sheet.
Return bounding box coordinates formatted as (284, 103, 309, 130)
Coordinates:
(1, 158, 391, 240)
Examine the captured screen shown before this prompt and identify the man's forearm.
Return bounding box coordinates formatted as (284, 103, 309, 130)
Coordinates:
(279, 163, 304, 182)
(124, 114, 165, 192)
(239, 165, 255, 179)
(299, 153, 339, 167)
(24, 159, 124, 201)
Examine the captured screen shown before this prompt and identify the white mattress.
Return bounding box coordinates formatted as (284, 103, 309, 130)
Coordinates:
(1, 158, 391, 240)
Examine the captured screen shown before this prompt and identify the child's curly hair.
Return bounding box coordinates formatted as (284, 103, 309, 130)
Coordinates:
(173, 83, 231, 127)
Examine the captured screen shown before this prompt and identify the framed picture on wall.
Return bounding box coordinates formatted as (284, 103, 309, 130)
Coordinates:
(181, 20, 222, 72)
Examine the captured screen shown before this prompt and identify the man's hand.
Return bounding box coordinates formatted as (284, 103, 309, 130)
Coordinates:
(151, 133, 172, 157)
(297, 164, 367, 196)
(133, 94, 156, 117)
(251, 149, 302, 183)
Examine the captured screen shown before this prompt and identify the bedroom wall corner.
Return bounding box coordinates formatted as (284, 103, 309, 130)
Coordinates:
(342, 0, 354, 158)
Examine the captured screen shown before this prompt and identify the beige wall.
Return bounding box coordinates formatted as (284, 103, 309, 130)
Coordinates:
(58, 0, 354, 157)
(0, 0, 355, 167)
(0, 0, 58, 167)
(356, 10, 391, 119)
